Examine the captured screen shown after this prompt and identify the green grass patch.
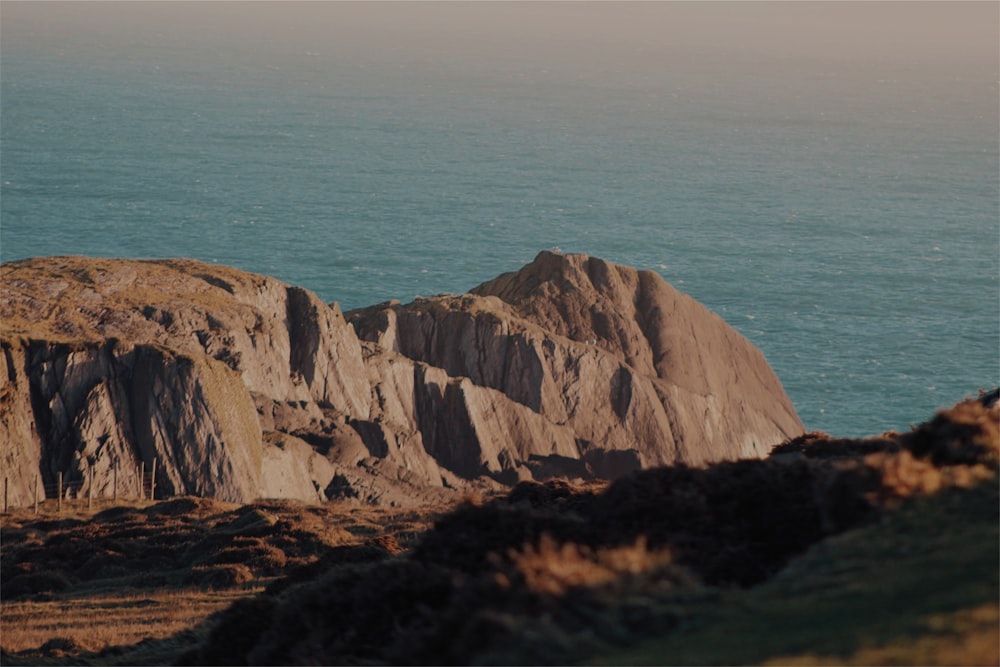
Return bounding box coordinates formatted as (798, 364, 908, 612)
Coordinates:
(599, 477, 999, 666)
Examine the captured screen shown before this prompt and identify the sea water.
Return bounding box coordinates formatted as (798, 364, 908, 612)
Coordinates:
(2, 4, 997, 437)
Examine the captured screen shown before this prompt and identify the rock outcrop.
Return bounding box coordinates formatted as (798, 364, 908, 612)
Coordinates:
(2, 337, 262, 504)
(350, 251, 803, 471)
(1, 252, 804, 507)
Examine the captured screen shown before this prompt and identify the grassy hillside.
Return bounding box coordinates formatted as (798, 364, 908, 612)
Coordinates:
(604, 479, 998, 666)
(2, 396, 997, 665)
(0, 498, 443, 664)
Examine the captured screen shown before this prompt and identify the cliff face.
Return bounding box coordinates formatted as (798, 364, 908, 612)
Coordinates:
(0, 257, 371, 413)
(1, 252, 804, 506)
(351, 252, 803, 471)
(2, 337, 262, 504)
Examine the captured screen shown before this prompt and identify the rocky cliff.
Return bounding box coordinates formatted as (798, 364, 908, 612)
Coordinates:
(1, 252, 804, 506)
(351, 252, 803, 471)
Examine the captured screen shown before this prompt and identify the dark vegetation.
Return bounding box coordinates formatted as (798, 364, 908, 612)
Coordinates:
(2, 395, 997, 665)
(182, 396, 998, 665)
(604, 477, 999, 666)
(1, 499, 402, 599)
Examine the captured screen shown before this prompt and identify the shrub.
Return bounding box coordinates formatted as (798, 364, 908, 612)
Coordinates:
(185, 564, 254, 590)
(3, 570, 74, 599)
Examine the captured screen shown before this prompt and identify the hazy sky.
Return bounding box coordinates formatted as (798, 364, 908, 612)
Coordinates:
(3, 1, 997, 74)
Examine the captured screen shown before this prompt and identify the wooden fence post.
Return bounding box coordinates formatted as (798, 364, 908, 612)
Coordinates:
(150, 458, 157, 500)
(57, 472, 63, 513)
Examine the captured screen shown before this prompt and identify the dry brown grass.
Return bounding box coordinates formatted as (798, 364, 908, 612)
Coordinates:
(0, 588, 256, 655)
(0, 495, 452, 664)
(762, 604, 1000, 666)
(496, 534, 681, 595)
(0, 256, 271, 343)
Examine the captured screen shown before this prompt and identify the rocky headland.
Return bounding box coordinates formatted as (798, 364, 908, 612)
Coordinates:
(1, 251, 803, 508)
(2, 253, 996, 665)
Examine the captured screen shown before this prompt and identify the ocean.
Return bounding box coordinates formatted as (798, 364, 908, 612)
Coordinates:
(2, 3, 997, 437)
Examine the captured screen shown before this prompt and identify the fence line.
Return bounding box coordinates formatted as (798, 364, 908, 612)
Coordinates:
(2, 457, 161, 514)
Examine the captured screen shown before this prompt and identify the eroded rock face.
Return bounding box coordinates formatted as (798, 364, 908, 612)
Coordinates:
(350, 251, 804, 472)
(0, 257, 358, 506)
(0, 336, 262, 504)
(1, 252, 804, 507)
(0, 258, 370, 413)
(0, 340, 44, 507)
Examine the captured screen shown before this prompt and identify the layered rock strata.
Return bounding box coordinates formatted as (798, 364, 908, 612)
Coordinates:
(351, 252, 803, 471)
(1, 252, 804, 506)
